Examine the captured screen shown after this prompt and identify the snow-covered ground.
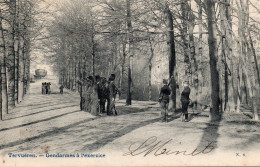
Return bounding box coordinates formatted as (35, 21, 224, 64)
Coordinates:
(0, 76, 260, 166)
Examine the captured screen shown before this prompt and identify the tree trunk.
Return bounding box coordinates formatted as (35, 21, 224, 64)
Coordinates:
(0, 10, 8, 119)
(188, 4, 198, 108)
(180, 1, 191, 83)
(242, 65, 259, 120)
(148, 37, 154, 101)
(13, 0, 19, 104)
(91, 33, 95, 77)
(205, 0, 221, 120)
(246, 32, 259, 121)
(221, 0, 236, 112)
(165, 5, 177, 111)
(6, 0, 17, 109)
(18, 35, 24, 102)
(0, 64, 2, 120)
(220, 6, 229, 111)
(236, 63, 242, 113)
(197, 0, 203, 100)
(119, 41, 126, 94)
(248, 31, 260, 87)
(236, 0, 258, 120)
(74, 58, 77, 90)
(126, 0, 133, 105)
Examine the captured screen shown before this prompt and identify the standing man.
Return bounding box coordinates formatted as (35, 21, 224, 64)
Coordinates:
(42, 83, 45, 94)
(159, 79, 171, 122)
(44, 82, 48, 94)
(107, 74, 120, 115)
(99, 77, 108, 113)
(59, 85, 64, 94)
(181, 81, 191, 122)
(47, 82, 51, 94)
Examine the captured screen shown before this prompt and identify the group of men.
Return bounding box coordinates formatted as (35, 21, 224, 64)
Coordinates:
(42, 82, 51, 95)
(159, 79, 191, 122)
(78, 74, 120, 116)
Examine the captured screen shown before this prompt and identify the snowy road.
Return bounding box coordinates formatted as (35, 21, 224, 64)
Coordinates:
(0, 76, 163, 155)
(1, 77, 260, 166)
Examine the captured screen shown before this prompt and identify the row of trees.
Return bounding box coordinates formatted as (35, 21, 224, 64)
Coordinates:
(0, 0, 44, 120)
(45, 0, 260, 121)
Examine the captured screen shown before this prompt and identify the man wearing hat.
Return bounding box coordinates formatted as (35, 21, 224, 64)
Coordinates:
(159, 79, 171, 122)
(181, 81, 191, 122)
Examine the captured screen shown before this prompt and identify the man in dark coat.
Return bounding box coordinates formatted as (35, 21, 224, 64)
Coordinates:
(59, 85, 64, 94)
(99, 77, 108, 113)
(181, 81, 191, 122)
(159, 79, 171, 122)
(44, 82, 48, 94)
(42, 83, 45, 94)
(47, 82, 51, 94)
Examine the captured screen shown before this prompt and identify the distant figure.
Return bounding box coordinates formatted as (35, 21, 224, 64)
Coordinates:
(59, 85, 64, 94)
(42, 83, 45, 94)
(181, 81, 191, 122)
(24, 81, 27, 95)
(159, 79, 171, 122)
(44, 82, 48, 94)
(46, 82, 51, 95)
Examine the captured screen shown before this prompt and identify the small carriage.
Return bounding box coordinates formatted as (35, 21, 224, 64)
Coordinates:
(34, 69, 47, 79)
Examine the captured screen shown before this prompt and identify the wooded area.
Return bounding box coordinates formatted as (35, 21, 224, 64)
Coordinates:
(0, 0, 44, 120)
(1, 0, 260, 121)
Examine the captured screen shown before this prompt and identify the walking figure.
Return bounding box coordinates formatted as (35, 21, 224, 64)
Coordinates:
(59, 85, 64, 94)
(181, 81, 191, 122)
(159, 79, 171, 122)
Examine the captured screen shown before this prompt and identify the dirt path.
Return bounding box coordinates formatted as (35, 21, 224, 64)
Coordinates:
(0, 76, 165, 155)
(0, 76, 260, 166)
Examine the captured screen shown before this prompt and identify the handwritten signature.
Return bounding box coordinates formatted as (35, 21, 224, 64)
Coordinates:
(123, 136, 215, 157)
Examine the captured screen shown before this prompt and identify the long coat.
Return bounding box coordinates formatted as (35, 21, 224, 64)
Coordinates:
(90, 84, 99, 116)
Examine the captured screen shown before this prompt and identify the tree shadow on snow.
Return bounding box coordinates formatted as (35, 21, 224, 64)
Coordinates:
(195, 112, 223, 152)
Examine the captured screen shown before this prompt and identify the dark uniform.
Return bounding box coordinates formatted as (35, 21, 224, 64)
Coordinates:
(99, 78, 108, 113)
(47, 82, 51, 94)
(42, 83, 45, 94)
(181, 86, 191, 122)
(159, 82, 171, 122)
(59, 85, 64, 94)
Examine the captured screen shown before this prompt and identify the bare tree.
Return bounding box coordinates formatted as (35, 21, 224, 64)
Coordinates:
(204, 0, 221, 120)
